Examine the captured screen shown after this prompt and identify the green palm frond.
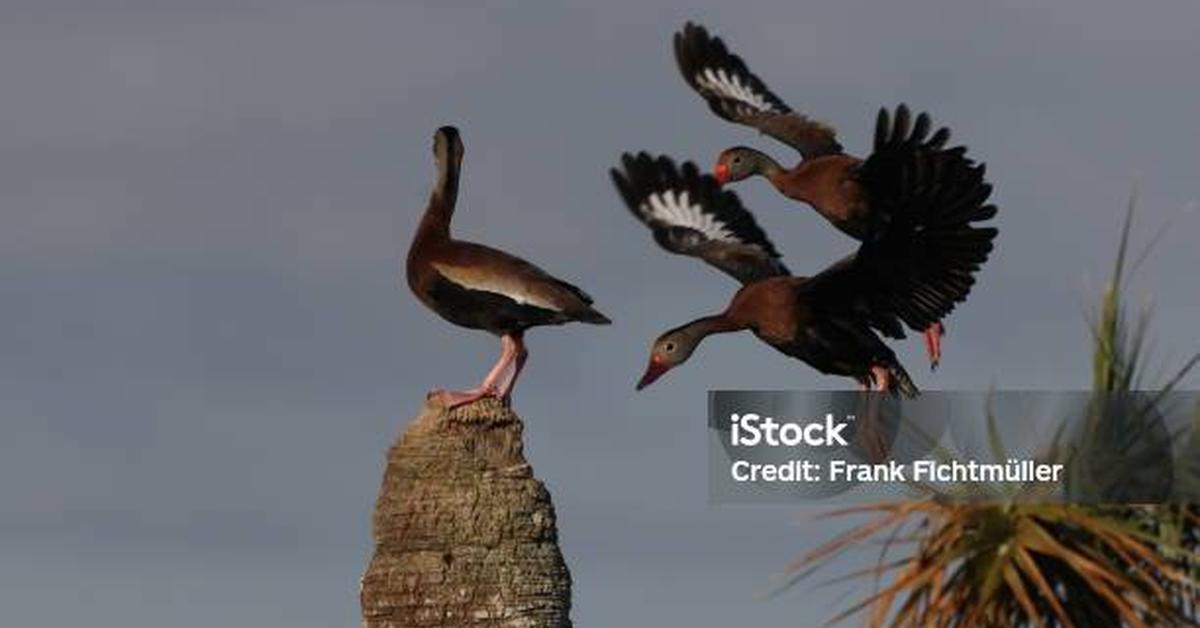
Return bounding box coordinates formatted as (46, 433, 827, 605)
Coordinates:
(794, 195, 1200, 626)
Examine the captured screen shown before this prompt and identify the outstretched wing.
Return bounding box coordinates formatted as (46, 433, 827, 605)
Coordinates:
(673, 22, 842, 160)
(802, 105, 997, 336)
(610, 152, 790, 284)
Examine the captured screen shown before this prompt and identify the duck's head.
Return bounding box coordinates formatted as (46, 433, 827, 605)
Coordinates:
(636, 325, 704, 390)
(713, 146, 769, 185)
(433, 125, 464, 167)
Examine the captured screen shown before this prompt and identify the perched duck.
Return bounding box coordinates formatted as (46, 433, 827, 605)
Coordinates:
(610, 109, 996, 395)
(407, 126, 610, 408)
(674, 23, 995, 367)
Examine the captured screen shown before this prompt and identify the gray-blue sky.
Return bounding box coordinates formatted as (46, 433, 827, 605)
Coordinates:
(1, 1, 1198, 626)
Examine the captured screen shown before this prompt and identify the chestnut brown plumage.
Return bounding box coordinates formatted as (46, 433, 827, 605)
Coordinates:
(674, 22, 998, 367)
(610, 113, 996, 395)
(408, 126, 610, 408)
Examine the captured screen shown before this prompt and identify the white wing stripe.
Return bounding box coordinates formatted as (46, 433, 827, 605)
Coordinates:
(430, 262, 563, 311)
(695, 67, 778, 113)
(640, 190, 736, 243)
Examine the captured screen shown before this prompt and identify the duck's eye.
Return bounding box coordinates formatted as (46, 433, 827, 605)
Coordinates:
(664, 342, 677, 353)
(731, 156, 742, 165)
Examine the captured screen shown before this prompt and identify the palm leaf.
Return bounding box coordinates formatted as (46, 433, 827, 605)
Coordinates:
(790, 195, 1200, 626)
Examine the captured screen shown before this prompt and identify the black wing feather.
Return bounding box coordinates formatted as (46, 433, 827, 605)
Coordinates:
(803, 105, 998, 336)
(673, 22, 842, 160)
(610, 152, 789, 284)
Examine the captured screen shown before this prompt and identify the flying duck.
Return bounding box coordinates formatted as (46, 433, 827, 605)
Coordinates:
(407, 126, 611, 408)
(674, 22, 993, 367)
(610, 108, 997, 395)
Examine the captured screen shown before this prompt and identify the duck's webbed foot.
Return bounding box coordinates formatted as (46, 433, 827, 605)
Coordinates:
(429, 385, 499, 409)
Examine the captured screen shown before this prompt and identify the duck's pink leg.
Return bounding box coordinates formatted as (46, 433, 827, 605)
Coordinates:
(497, 334, 528, 403)
(870, 365, 893, 394)
(858, 368, 891, 462)
(433, 335, 516, 409)
(481, 335, 518, 390)
(923, 322, 945, 370)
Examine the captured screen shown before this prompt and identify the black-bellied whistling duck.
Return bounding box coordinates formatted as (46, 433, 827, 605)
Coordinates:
(407, 127, 611, 408)
(609, 109, 996, 395)
(674, 22, 996, 368)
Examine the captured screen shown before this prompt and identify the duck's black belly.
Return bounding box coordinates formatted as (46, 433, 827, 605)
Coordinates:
(774, 338, 862, 377)
(764, 322, 893, 378)
(425, 275, 567, 335)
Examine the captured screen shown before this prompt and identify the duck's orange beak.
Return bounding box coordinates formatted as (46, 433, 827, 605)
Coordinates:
(713, 162, 730, 185)
(636, 356, 670, 391)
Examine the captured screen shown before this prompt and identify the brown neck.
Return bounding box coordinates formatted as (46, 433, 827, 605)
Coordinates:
(412, 149, 461, 247)
(760, 158, 786, 181)
(743, 149, 784, 182)
(681, 314, 744, 341)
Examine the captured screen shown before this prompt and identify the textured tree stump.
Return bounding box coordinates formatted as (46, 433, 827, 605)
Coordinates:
(360, 397, 572, 627)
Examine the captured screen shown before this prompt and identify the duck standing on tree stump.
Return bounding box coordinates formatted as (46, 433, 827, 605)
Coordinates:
(407, 126, 611, 409)
(674, 22, 996, 368)
(610, 106, 997, 395)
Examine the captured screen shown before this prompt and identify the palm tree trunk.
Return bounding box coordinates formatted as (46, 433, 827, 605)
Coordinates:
(360, 397, 572, 627)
